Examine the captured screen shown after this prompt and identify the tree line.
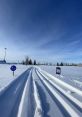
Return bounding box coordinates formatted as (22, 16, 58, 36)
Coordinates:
(22, 56, 78, 66)
(22, 56, 36, 65)
(56, 62, 78, 66)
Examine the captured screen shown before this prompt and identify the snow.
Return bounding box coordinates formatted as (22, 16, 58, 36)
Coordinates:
(36, 69, 80, 117)
(17, 70, 32, 117)
(33, 80, 43, 117)
(0, 64, 82, 93)
(37, 69, 82, 108)
(74, 80, 82, 86)
(40, 69, 82, 96)
(39, 66, 82, 90)
(0, 65, 82, 117)
(0, 64, 28, 92)
(32, 68, 43, 117)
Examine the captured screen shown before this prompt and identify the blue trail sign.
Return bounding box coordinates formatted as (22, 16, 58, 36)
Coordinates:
(10, 65, 16, 76)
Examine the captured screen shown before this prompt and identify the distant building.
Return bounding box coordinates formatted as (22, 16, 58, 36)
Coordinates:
(0, 60, 6, 64)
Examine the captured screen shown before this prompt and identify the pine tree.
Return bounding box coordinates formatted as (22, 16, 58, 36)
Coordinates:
(60, 62, 63, 66)
(29, 59, 32, 65)
(25, 56, 29, 65)
(34, 60, 36, 65)
(22, 60, 25, 65)
(57, 62, 59, 66)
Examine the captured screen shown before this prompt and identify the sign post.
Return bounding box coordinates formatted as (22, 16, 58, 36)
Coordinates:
(10, 65, 16, 76)
(56, 67, 61, 77)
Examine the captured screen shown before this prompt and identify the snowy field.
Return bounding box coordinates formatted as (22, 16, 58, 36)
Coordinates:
(0, 64, 28, 92)
(0, 65, 82, 91)
(0, 64, 82, 117)
(39, 66, 82, 90)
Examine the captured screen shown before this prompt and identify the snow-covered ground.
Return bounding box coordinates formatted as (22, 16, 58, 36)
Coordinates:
(39, 66, 82, 90)
(0, 64, 28, 92)
(0, 65, 82, 92)
(0, 65, 82, 117)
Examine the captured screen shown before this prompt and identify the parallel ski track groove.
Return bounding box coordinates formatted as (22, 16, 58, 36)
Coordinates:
(35, 69, 71, 117)
(37, 69, 82, 113)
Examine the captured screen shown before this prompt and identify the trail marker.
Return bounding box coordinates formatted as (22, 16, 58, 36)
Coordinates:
(10, 65, 16, 76)
(56, 67, 61, 75)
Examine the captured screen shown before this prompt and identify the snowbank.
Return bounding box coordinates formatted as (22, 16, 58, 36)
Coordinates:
(0, 64, 28, 92)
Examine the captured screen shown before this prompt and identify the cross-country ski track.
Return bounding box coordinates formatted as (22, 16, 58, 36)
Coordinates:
(0, 67, 82, 117)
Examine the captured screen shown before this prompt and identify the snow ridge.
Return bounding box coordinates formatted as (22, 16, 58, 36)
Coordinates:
(41, 69, 82, 96)
(36, 69, 80, 117)
(32, 73, 43, 117)
(17, 70, 31, 117)
(38, 69, 82, 109)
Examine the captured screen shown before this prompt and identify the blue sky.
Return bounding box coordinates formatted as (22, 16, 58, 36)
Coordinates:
(0, 0, 82, 63)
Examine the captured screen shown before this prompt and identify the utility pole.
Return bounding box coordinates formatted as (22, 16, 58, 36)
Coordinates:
(4, 48, 7, 61)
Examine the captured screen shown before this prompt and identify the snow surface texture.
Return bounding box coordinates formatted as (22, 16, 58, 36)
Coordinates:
(0, 65, 82, 92)
(17, 70, 32, 117)
(36, 70, 80, 117)
(39, 66, 82, 90)
(32, 69, 43, 117)
(0, 64, 28, 92)
(38, 69, 82, 108)
(0, 66, 82, 117)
